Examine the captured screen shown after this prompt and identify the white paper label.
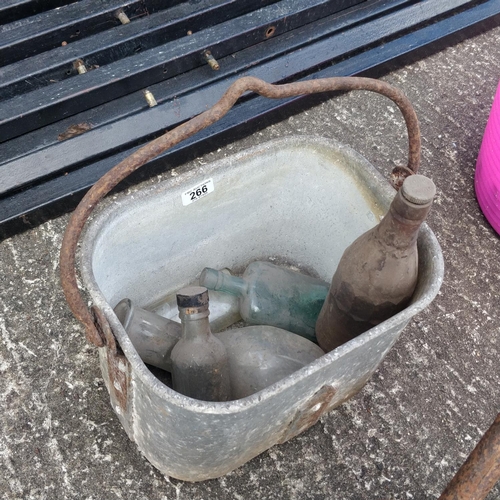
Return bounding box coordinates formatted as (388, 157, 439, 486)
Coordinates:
(181, 178, 214, 206)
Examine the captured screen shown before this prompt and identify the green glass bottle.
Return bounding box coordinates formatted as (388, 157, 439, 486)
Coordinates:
(200, 261, 329, 342)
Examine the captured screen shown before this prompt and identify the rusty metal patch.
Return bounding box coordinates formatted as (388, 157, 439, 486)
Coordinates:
(439, 412, 500, 500)
(57, 122, 92, 141)
(279, 385, 337, 443)
(92, 306, 130, 412)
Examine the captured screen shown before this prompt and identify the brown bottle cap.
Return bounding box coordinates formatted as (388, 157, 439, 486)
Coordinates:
(401, 175, 436, 205)
(176, 286, 209, 308)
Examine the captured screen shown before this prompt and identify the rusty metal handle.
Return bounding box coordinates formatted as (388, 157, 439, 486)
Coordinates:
(439, 412, 500, 500)
(60, 75, 421, 346)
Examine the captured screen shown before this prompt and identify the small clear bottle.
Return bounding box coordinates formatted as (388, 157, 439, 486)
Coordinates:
(315, 174, 436, 352)
(115, 296, 324, 399)
(199, 262, 329, 342)
(148, 269, 241, 332)
(170, 286, 231, 402)
(114, 298, 181, 371)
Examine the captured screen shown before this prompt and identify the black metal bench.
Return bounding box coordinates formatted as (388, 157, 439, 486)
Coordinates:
(1, 0, 499, 240)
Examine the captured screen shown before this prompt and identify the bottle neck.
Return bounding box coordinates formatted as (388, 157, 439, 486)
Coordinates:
(179, 307, 211, 340)
(202, 269, 247, 297)
(376, 190, 432, 249)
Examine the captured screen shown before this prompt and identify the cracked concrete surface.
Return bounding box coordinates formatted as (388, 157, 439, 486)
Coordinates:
(1, 25, 500, 500)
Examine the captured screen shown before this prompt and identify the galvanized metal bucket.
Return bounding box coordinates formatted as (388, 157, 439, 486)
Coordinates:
(60, 77, 444, 481)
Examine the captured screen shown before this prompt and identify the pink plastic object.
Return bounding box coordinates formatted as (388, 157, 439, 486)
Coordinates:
(475, 81, 500, 235)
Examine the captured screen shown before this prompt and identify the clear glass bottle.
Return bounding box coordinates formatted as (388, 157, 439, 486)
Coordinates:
(115, 295, 324, 399)
(315, 174, 436, 352)
(215, 325, 324, 399)
(148, 269, 241, 332)
(114, 298, 181, 371)
(199, 262, 329, 342)
(170, 286, 231, 402)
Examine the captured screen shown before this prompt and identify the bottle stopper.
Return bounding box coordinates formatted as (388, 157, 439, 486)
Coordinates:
(401, 174, 436, 205)
(176, 286, 209, 308)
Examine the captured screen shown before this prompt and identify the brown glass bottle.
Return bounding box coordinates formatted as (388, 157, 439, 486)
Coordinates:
(170, 286, 231, 402)
(315, 174, 436, 352)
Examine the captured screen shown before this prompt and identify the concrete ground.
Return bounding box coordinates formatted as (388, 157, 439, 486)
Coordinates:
(1, 23, 500, 500)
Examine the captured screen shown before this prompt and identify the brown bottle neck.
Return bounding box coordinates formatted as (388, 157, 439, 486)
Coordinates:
(376, 191, 432, 249)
